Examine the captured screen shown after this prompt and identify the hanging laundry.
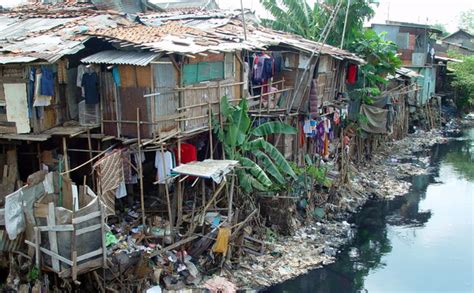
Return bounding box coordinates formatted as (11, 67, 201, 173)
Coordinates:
(27, 68, 35, 118)
(262, 57, 274, 80)
(93, 150, 124, 216)
(112, 66, 121, 86)
(252, 53, 266, 82)
(40, 66, 54, 96)
(115, 181, 127, 199)
(76, 64, 86, 97)
(272, 52, 283, 73)
(346, 63, 358, 85)
(33, 73, 52, 107)
(155, 150, 174, 183)
(333, 110, 340, 125)
(175, 143, 197, 165)
(82, 71, 99, 104)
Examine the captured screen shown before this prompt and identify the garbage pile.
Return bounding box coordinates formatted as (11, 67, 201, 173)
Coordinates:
(230, 220, 354, 288)
(353, 129, 445, 199)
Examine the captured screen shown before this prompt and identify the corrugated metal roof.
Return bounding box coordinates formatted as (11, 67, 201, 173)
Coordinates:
(81, 50, 160, 66)
(91, 0, 145, 14)
(89, 11, 365, 63)
(0, 56, 38, 64)
(0, 5, 136, 64)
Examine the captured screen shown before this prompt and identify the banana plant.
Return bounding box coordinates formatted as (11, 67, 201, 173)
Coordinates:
(213, 96, 298, 193)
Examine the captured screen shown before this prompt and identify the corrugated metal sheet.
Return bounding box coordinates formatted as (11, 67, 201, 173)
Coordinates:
(0, 56, 38, 64)
(0, 229, 25, 252)
(91, 0, 144, 13)
(152, 58, 179, 135)
(81, 50, 160, 66)
(0, 16, 72, 41)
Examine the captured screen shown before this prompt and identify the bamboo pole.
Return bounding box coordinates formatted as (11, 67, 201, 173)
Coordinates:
(176, 138, 183, 229)
(208, 102, 214, 159)
(136, 108, 146, 227)
(62, 137, 70, 178)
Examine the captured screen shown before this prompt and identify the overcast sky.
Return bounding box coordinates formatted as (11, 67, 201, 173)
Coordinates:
(0, 0, 472, 33)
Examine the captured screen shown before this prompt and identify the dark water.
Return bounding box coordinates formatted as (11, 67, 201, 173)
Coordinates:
(265, 127, 474, 293)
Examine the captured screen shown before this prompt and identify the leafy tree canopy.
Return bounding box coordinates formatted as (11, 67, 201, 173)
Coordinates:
(458, 9, 474, 34)
(448, 53, 474, 112)
(260, 0, 376, 48)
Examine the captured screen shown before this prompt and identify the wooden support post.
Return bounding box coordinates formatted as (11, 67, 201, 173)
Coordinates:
(100, 202, 107, 269)
(62, 137, 70, 178)
(71, 202, 77, 282)
(47, 202, 60, 272)
(176, 138, 183, 229)
(208, 102, 214, 159)
(87, 129, 96, 191)
(136, 108, 146, 227)
(34, 227, 41, 270)
(227, 173, 235, 223)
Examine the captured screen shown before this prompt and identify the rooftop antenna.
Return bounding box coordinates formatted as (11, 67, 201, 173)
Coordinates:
(240, 0, 248, 40)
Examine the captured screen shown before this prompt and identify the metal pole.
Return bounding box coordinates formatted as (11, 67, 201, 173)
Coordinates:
(340, 0, 351, 49)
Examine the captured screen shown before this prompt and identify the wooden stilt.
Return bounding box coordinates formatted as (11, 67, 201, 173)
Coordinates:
(136, 108, 146, 227)
(176, 138, 183, 229)
(87, 129, 96, 191)
(208, 102, 214, 159)
(62, 137, 70, 178)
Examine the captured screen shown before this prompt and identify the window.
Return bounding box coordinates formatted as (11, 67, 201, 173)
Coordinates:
(183, 61, 224, 85)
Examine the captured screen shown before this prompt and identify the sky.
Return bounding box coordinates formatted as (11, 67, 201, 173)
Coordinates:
(0, 0, 472, 33)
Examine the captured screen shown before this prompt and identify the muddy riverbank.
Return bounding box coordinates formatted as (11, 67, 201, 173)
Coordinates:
(225, 129, 447, 289)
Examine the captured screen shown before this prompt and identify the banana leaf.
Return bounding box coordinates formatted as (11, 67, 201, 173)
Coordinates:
(252, 150, 286, 185)
(220, 95, 232, 118)
(226, 99, 250, 147)
(250, 121, 297, 137)
(239, 157, 272, 187)
(238, 170, 268, 193)
(248, 138, 297, 179)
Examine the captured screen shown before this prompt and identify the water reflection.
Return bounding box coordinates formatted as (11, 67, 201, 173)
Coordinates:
(265, 127, 473, 293)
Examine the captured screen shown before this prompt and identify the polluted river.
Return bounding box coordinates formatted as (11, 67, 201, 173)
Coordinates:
(265, 125, 474, 293)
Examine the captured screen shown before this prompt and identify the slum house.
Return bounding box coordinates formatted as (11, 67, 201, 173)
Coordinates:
(0, 3, 160, 276)
(441, 29, 474, 53)
(0, 2, 145, 198)
(371, 21, 442, 106)
(370, 20, 457, 132)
